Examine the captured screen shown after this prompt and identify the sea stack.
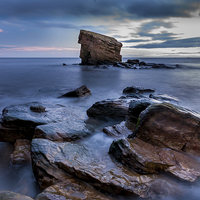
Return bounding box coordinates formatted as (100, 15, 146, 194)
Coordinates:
(78, 30, 122, 65)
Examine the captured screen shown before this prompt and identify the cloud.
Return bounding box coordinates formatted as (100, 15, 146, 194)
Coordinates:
(131, 37, 200, 48)
(122, 39, 150, 43)
(0, 29, 4, 32)
(0, 0, 199, 20)
(131, 20, 178, 41)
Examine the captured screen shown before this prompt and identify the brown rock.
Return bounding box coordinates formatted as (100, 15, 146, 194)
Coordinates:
(130, 103, 200, 156)
(10, 139, 31, 164)
(109, 138, 200, 182)
(35, 180, 115, 200)
(78, 30, 122, 65)
(0, 190, 33, 200)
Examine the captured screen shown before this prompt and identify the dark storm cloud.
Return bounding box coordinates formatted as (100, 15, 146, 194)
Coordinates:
(0, 0, 200, 19)
(131, 37, 200, 48)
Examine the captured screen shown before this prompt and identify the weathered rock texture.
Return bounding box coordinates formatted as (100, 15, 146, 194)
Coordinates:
(10, 139, 31, 164)
(35, 180, 115, 200)
(129, 103, 200, 156)
(0, 191, 33, 200)
(78, 30, 122, 65)
(31, 138, 180, 198)
(109, 138, 200, 182)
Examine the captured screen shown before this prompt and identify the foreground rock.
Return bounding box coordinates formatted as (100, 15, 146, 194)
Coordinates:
(35, 180, 114, 200)
(31, 138, 180, 198)
(129, 103, 200, 156)
(10, 139, 31, 164)
(78, 30, 122, 65)
(34, 121, 92, 142)
(1, 102, 88, 142)
(109, 138, 200, 182)
(59, 85, 91, 97)
(0, 191, 33, 200)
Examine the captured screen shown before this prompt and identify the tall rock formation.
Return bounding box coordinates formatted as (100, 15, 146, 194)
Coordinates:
(78, 30, 122, 65)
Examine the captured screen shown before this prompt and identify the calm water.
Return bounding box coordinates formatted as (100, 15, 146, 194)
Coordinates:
(0, 57, 200, 199)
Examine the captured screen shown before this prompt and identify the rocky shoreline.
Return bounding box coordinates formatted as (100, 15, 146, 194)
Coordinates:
(0, 83, 200, 200)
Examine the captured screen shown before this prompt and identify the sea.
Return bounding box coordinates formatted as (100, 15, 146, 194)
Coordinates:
(0, 57, 200, 199)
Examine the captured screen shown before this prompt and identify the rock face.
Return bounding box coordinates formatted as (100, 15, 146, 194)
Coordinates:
(78, 30, 122, 65)
(10, 139, 31, 164)
(0, 191, 33, 200)
(130, 103, 200, 156)
(109, 138, 200, 182)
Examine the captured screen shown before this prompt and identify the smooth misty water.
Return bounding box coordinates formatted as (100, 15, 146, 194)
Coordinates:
(0, 57, 200, 199)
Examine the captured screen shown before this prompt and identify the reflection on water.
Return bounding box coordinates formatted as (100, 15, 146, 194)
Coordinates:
(0, 57, 200, 199)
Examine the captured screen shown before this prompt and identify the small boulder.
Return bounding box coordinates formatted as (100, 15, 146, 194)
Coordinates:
(10, 139, 31, 164)
(87, 98, 132, 121)
(59, 85, 91, 97)
(123, 86, 155, 94)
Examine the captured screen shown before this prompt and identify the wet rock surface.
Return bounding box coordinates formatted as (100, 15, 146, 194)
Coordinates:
(31, 138, 180, 198)
(0, 190, 33, 200)
(1, 102, 88, 142)
(109, 138, 200, 182)
(123, 86, 156, 94)
(10, 139, 31, 164)
(78, 30, 122, 65)
(87, 98, 132, 121)
(113, 59, 178, 69)
(34, 121, 92, 142)
(59, 85, 91, 97)
(103, 121, 133, 137)
(130, 103, 200, 156)
(35, 180, 115, 200)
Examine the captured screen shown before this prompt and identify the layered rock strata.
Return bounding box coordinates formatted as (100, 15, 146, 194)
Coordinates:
(78, 30, 122, 65)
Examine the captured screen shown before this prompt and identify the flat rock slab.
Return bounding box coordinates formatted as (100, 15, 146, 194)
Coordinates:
(34, 121, 92, 142)
(1, 102, 88, 142)
(131, 103, 200, 156)
(0, 191, 33, 200)
(31, 138, 180, 198)
(35, 180, 115, 200)
(109, 138, 200, 182)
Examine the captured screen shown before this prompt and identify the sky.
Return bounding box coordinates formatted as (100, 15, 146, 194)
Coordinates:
(0, 0, 200, 58)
